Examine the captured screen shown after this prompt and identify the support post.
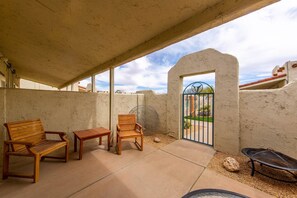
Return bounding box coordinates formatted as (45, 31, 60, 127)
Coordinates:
(91, 75, 96, 92)
(109, 68, 114, 145)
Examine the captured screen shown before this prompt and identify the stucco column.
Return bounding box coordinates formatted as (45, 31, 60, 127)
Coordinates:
(91, 75, 96, 92)
(167, 49, 240, 154)
(109, 68, 115, 145)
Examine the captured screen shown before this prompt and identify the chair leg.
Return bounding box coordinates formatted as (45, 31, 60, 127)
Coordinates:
(118, 137, 122, 155)
(135, 137, 137, 143)
(65, 144, 69, 162)
(107, 134, 111, 151)
(2, 144, 9, 179)
(141, 135, 143, 151)
(34, 155, 40, 183)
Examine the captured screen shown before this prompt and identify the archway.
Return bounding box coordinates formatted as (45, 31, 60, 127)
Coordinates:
(167, 49, 239, 154)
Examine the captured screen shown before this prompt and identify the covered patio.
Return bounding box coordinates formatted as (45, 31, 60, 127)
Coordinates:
(0, 140, 271, 197)
(0, 0, 288, 197)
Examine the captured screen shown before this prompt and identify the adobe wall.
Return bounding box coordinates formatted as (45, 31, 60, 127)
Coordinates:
(167, 49, 240, 154)
(239, 81, 297, 158)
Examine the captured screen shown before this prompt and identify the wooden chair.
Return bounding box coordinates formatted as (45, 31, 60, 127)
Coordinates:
(2, 119, 69, 183)
(116, 114, 143, 155)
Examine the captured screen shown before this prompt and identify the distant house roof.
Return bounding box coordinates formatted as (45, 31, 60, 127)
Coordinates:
(78, 85, 87, 92)
(240, 74, 286, 90)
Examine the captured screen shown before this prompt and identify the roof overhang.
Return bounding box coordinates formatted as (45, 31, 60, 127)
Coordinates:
(0, 0, 279, 88)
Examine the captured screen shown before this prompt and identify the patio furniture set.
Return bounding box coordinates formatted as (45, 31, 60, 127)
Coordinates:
(2, 114, 144, 183)
(2, 114, 297, 186)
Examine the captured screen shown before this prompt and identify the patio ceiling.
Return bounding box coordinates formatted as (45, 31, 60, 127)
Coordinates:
(0, 0, 278, 88)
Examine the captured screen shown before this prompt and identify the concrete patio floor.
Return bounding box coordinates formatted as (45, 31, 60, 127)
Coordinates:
(0, 140, 272, 198)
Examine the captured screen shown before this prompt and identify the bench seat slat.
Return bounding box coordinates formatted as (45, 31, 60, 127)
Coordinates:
(31, 140, 67, 157)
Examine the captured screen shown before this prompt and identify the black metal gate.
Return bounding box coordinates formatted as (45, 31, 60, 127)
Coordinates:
(182, 82, 214, 146)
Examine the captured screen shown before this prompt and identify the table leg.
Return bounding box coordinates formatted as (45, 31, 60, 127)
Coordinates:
(99, 137, 102, 145)
(74, 135, 77, 152)
(108, 134, 110, 151)
(250, 159, 255, 176)
(79, 139, 83, 160)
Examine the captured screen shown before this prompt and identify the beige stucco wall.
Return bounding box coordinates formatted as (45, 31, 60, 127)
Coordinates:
(167, 49, 240, 154)
(0, 89, 5, 166)
(0, 61, 6, 87)
(0, 88, 144, 166)
(2, 89, 144, 138)
(239, 81, 297, 158)
(113, 93, 145, 133)
(287, 61, 297, 83)
(138, 90, 167, 133)
(5, 89, 105, 135)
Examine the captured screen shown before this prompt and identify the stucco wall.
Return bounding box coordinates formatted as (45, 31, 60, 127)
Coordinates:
(2, 89, 144, 138)
(113, 93, 145, 132)
(167, 49, 240, 154)
(138, 90, 167, 133)
(240, 81, 297, 158)
(0, 89, 5, 165)
(5, 89, 105, 136)
(287, 61, 297, 83)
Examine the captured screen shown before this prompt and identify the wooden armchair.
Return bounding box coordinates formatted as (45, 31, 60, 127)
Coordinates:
(116, 114, 143, 155)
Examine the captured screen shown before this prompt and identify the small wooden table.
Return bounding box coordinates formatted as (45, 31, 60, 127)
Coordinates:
(73, 127, 111, 160)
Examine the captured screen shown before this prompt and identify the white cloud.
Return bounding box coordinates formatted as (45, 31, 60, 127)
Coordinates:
(96, 71, 109, 82)
(79, 78, 91, 87)
(194, 0, 297, 75)
(115, 56, 170, 91)
(183, 73, 215, 86)
(256, 73, 271, 77)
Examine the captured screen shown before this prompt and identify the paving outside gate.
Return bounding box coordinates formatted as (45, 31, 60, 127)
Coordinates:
(182, 82, 214, 146)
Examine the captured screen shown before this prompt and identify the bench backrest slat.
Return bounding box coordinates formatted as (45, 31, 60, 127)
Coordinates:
(4, 119, 46, 152)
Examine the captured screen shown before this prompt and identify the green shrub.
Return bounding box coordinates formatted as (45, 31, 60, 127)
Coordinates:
(184, 119, 191, 129)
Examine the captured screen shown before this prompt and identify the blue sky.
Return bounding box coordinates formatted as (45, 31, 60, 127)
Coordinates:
(81, 0, 297, 93)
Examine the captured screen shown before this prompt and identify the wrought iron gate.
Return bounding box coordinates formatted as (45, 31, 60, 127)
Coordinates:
(182, 82, 214, 146)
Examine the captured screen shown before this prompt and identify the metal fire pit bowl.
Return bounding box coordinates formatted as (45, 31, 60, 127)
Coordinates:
(182, 189, 249, 198)
(242, 148, 297, 183)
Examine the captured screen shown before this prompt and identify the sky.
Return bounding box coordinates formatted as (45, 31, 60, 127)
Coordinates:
(80, 0, 297, 93)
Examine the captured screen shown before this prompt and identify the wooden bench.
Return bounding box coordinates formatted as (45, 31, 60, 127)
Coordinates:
(2, 119, 69, 183)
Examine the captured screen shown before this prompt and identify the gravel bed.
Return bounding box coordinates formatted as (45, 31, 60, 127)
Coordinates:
(143, 133, 176, 149)
(208, 152, 297, 198)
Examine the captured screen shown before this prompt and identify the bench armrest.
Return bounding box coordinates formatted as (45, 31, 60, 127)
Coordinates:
(135, 123, 143, 134)
(45, 131, 69, 142)
(4, 140, 34, 154)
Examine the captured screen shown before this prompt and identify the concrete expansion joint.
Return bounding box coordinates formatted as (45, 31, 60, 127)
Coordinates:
(159, 149, 206, 168)
(188, 167, 206, 193)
